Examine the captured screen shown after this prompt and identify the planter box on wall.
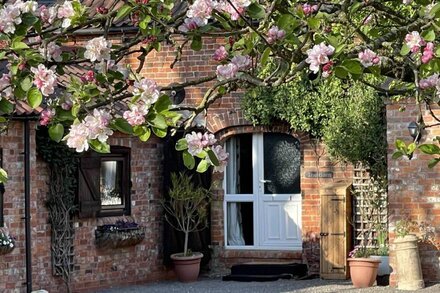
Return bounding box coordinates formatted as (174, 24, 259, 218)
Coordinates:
(95, 226, 145, 249)
(0, 245, 14, 255)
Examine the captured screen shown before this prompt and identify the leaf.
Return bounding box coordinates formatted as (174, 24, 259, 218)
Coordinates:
(307, 17, 321, 30)
(20, 76, 33, 92)
(422, 29, 435, 42)
(428, 158, 440, 168)
(392, 151, 404, 160)
(191, 35, 202, 51)
(400, 44, 410, 56)
(341, 59, 363, 75)
(395, 139, 407, 151)
(419, 144, 440, 155)
(334, 66, 348, 79)
(139, 127, 151, 142)
(261, 47, 271, 66)
(48, 123, 64, 143)
(115, 4, 133, 21)
(0, 99, 14, 114)
(0, 167, 8, 183)
(11, 40, 29, 50)
(27, 88, 42, 109)
(207, 149, 220, 166)
(182, 151, 195, 170)
(139, 15, 151, 30)
(196, 159, 210, 173)
(407, 143, 417, 154)
(277, 14, 298, 32)
(150, 113, 167, 129)
(247, 3, 265, 19)
(175, 138, 188, 151)
(152, 126, 167, 138)
(57, 109, 75, 121)
(153, 94, 171, 113)
(89, 139, 110, 153)
(111, 118, 134, 134)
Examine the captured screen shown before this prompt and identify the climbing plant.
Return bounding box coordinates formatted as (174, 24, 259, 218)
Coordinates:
(36, 127, 78, 293)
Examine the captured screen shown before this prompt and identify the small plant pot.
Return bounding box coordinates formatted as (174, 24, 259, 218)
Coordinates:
(171, 252, 203, 283)
(370, 255, 390, 276)
(348, 258, 381, 288)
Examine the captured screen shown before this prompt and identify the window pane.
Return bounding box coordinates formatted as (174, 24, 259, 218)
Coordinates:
(227, 202, 253, 246)
(226, 134, 253, 194)
(263, 133, 300, 194)
(100, 160, 123, 206)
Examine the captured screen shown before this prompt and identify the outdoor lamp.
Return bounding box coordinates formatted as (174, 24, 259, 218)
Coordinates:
(408, 121, 419, 141)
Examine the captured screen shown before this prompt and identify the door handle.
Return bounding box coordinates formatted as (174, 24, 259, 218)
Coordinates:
(259, 179, 272, 183)
(320, 232, 329, 237)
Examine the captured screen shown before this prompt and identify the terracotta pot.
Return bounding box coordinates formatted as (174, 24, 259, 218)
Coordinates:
(171, 252, 203, 283)
(348, 258, 381, 288)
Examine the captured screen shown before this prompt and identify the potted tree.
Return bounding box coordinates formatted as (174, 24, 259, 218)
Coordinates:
(162, 172, 210, 283)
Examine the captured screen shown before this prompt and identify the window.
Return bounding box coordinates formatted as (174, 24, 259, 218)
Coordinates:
(78, 146, 131, 218)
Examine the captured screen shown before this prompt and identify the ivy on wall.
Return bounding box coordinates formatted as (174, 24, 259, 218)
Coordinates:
(242, 76, 387, 177)
(36, 128, 78, 293)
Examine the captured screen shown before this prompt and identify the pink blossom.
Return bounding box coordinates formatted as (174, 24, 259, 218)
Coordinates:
(57, 1, 75, 28)
(84, 109, 113, 142)
(421, 42, 435, 64)
(0, 73, 12, 98)
(322, 61, 333, 78)
(185, 131, 217, 156)
(186, 0, 214, 24)
(39, 109, 55, 126)
(358, 49, 380, 67)
(65, 122, 90, 152)
(302, 4, 318, 16)
(178, 17, 205, 32)
(305, 42, 335, 73)
(30, 65, 57, 96)
(84, 37, 112, 62)
(213, 46, 228, 62)
(405, 31, 425, 53)
(231, 55, 251, 70)
(40, 42, 62, 62)
(81, 70, 96, 83)
(132, 78, 160, 106)
(61, 96, 73, 110)
(363, 15, 372, 25)
(123, 105, 147, 126)
(216, 63, 238, 81)
(209, 145, 229, 172)
(0, 3, 22, 34)
(267, 26, 286, 44)
(419, 74, 439, 90)
(217, 1, 248, 21)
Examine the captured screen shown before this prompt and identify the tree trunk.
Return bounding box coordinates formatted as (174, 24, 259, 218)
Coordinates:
(184, 231, 189, 256)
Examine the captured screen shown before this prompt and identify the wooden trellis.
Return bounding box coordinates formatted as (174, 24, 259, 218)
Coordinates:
(352, 163, 388, 247)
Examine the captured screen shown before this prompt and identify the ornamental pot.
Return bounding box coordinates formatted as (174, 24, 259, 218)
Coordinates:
(171, 252, 203, 283)
(348, 258, 381, 288)
(394, 234, 424, 290)
(370, 255, 390, 276)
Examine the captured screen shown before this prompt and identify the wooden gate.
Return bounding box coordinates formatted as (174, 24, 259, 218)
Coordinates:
(320, 182, 352, 279)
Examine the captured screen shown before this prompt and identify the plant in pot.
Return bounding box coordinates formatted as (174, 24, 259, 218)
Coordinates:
(162, 172, 210, 283)
(370, 226, 390, 286)
(0, 229, 15, 255)
(348, 245, 381, 288)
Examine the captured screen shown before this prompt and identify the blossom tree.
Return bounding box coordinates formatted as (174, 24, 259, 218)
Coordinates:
(0, 0, 440, 183)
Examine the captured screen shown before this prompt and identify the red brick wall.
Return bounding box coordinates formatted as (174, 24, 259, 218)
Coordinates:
(0, 121, 171, 292)
(387, 100, 440, 285)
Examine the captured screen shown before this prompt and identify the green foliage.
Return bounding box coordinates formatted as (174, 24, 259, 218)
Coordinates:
(162, 172, 210, 256)
(242, 76, 386, 175)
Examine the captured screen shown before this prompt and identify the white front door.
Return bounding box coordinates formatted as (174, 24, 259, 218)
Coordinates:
(225, 133, 302, 250)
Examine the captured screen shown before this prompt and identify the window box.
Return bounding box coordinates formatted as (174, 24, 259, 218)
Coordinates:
(95, 224, 145, 249)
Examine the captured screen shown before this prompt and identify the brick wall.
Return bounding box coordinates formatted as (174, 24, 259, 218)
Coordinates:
(0, 121, 171, 292)
(387, 100, 440, 285)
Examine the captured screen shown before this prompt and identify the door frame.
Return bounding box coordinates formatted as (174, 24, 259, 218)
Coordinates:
(223, 133, 302, 251)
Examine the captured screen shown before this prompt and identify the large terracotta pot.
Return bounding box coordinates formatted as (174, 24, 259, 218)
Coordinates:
(348, 258, 381, 288)
(171, 252, 203, 283)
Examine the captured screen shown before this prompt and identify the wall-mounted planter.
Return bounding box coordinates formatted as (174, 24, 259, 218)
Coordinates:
(95, 226, 145, 249)
(0, 245, 14, 255)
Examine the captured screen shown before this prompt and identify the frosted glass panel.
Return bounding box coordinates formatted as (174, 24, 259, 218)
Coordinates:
(100, 160, 123, 205)
(263, 133, 300, 194)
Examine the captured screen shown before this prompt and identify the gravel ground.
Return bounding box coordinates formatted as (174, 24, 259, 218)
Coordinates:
(96, 278, 440, 293)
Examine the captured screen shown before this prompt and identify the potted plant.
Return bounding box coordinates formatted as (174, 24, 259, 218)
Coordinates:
(162, 172, 210, 283)
(347, 245, 381, 288)
(0, 230, 15, 255)
(370, 226, 390, 286)
(393, 219, 426, 290)
(95, 219, 145, 249)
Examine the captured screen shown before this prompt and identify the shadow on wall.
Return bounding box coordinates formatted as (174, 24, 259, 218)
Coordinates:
(418, 241, 440, 281)
(302, 232, 320, 274)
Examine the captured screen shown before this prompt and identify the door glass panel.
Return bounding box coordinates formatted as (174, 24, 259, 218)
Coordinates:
(226, 134, 253, 194)
(263, 133, 300, 194)
(100, 160, 123, 206)
(227, 202, 254, 246)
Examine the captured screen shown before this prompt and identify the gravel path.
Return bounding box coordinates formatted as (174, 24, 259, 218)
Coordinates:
(96, 278, 440, 293)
